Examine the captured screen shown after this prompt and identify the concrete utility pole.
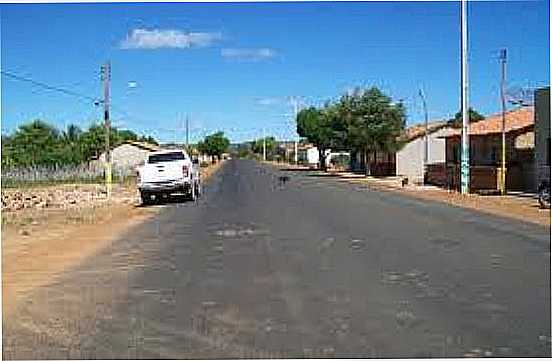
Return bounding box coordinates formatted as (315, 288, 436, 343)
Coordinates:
(290, 97, 299, 165)
(419, 88, 429, 181)
(499, 48, 507, 195)
(460, 0, 470, 194)
(101, 61, 112, 198)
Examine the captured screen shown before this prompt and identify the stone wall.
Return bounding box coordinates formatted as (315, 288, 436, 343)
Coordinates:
(1, 184, 137, 213)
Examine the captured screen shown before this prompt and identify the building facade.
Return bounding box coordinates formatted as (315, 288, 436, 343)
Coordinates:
(396, 122, 455, 185)
(444, 107, 535, 192)
(96, 141, 160, 172)
(534, 87, 550, 188)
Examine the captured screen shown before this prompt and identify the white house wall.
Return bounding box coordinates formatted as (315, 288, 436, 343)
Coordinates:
(306, 148, 319, 165)
(98, 144, 153, 170)
(396, 127, 453, 184)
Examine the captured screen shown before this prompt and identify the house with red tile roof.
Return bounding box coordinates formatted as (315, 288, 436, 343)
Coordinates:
(443, 106, 535, 192)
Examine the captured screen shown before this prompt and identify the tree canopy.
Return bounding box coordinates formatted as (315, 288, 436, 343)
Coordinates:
(250, 136, 277, 159)
(197, 131, 230, 160)
(338, 87, 405, 153)
(1, 120, 158, 168)
(295, 86, 406, 172)
(296, 106, 338, 169)
(451, 108, 485, 127)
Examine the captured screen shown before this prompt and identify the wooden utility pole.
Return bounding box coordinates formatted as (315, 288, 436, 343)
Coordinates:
(101, 62, 112, 198)
(186, 114, 189, 149)
(263, 128, 266, 161)
(499, 48, 507, 195)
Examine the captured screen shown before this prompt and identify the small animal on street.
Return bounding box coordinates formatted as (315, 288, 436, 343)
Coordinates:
(278, 175, 290, 186)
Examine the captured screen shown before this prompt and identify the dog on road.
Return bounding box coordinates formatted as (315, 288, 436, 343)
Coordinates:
(277, 175, 290, 186)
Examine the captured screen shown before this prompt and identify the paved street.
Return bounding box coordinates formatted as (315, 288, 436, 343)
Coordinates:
(3, 159, 551, 359)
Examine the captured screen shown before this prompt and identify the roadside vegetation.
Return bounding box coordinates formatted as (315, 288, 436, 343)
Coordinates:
(196, 131, 230, 163)
(296, 87, 406, 173)
(1, 120, 158, 187)
(238, 86, 486, 172)
(237, 86, 408, 171)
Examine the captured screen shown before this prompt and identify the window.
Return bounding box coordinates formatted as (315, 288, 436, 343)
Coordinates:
(148, 152, 186, 163)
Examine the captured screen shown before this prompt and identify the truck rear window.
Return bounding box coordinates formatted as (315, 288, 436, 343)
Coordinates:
(148, 152, 186, 163)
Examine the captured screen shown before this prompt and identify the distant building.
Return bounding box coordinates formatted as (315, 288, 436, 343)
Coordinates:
(95, 140, 160, 171)
(296, 143, 319, 166)
(295, 143, 349, 168)
(443, 106, 535, 192)
(534, 87, 550, 188)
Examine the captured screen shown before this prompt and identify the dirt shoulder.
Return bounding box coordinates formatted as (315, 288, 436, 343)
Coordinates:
(2, 161, 225, 315)
(350, 178, 551, 227)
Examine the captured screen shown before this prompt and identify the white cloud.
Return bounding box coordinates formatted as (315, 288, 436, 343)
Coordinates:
(256, 97, 281, 106)
(120, 28, 221, 49)
(221, 48, 276, 61)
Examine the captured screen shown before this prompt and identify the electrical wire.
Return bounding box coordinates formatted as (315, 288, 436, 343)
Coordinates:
(1, 70, 100, 103)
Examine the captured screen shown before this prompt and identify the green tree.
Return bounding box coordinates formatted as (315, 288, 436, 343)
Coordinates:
(251, 136, 277, 160)
(197, 131, 230, 162)
(62, 124, 82, 143)
(117, 129, 138, 142)
(1, 120, 159, 168)
(79, 124, 111, 160)
(451, 108, 485, 127)
(139, 135, 158, 145)
(296, 105, 340, 170)
(236, 142, 253, 159)
(1, 134, 14, 168)
(7, 120, 62, 166)
(336, 87, 406, 175)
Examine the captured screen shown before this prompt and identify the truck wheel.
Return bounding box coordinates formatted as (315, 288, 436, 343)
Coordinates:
(140, 191, 152, 205)
(189, 184, 197, 202)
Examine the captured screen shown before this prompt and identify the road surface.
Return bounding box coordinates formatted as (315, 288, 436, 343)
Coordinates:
(3, 159, 551, 358)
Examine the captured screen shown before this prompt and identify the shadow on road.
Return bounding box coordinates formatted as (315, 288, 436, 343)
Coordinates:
(278, 169, 316, 172)
(136, 194, 192, 208)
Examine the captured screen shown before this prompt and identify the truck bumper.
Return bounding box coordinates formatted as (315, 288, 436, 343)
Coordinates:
(138, 180, 192, 194)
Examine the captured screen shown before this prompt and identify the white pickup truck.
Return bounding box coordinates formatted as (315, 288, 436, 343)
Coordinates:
(136, 149, 201, 204)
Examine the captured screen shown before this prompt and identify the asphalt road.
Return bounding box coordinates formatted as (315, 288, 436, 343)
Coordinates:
(3, 159, 551, 359)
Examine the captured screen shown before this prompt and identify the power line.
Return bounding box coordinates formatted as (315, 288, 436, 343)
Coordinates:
(0, 70, 99, 103)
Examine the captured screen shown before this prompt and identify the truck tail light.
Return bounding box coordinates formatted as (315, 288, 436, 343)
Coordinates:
(182, 165, 189, 177)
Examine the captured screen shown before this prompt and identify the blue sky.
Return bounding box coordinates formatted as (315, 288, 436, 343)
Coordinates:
(1, 1, 550, 143)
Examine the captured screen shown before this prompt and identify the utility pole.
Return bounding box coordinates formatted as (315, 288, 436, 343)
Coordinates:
(500, 49, 506, 195)
(101, 61, 112, 198)
(262, 128, 266, 161)
(419, 88, 429, 183)
(460, 0, 470, 194)
(289, 96, 300, 165)
(499, 48, 507, 195)
(186, 114, 189, 150)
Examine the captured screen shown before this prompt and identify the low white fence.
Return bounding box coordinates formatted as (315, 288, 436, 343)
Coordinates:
(1, 163, 135, 185)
